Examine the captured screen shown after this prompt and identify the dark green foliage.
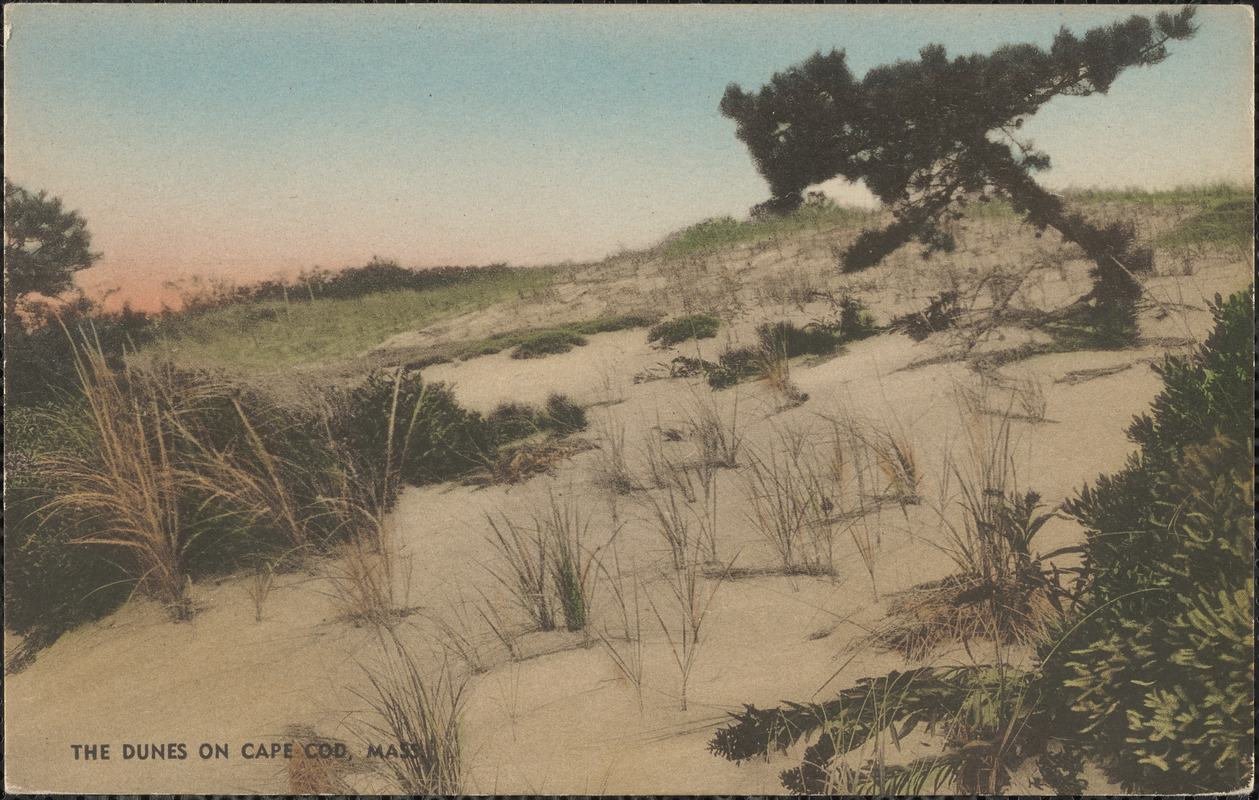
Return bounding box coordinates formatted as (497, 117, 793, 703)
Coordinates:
(758, 299, 877, 357)
(4, 179, 101, 319)
(6, 310, 160, 408)
(4, 407, 133, 641)
(894, 291, 960, 342)
(4, 364, 358, 647)
(1047, 290, 1254, 792)
(179, 258, 524, 312)
(709, 666, 1044, 794)
(485, 395, 586, 441)
(542, 394, 587, 436)
(705, 299, 877, 389)
(339, 373, 589, 501)
(648, 313, 723, 346)
(337, 371, 496, 497)
(705, 347, 761, 389)
(1041, 301, 1139, 351)
(720, 10, 1197, 304)
(458, 315, 653, 360)
(511, 329, 588, 358)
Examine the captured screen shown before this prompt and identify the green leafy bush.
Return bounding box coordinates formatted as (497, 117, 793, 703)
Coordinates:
(1046, 290, 1254, 793)
(337, 371, 496, 495)
(648, 313, 723, 346)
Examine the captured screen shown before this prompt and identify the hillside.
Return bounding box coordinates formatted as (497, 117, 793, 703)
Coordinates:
(4, 191, 1252, 794)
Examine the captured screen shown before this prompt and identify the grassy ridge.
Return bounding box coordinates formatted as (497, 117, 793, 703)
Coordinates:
(1065, 183, 1248, 206)
(662, 199, 873, 257)
(151, 268, 559, 371)
(1155, 197, 1252, 249)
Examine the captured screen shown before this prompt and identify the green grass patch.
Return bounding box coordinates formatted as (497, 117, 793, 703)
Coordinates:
(662, 199, 874, 257)
(648, 313, 723, 346)
(1154, 197, 1253, 249)
(1064, 183, 1250, 207)
(149, 268, 560, 371)
(456, 314, 653, 360)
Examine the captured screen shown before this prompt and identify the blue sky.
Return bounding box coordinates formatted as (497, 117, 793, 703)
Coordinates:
(4, 5, 1252, 309)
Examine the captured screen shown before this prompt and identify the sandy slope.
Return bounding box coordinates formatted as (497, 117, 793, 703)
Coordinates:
(4, 212, 1250, 794)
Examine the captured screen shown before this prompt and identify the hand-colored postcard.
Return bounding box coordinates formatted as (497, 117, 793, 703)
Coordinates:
(4, 4, 1253, 794)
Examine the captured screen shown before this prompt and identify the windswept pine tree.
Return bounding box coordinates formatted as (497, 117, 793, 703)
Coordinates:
(720, 8, 1198, 305)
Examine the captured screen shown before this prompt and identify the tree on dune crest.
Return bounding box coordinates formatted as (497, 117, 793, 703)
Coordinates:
(719, 8, 1198, 306)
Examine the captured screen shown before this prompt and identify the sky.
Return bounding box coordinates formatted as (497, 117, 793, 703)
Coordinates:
(4, 4, 1253, 311)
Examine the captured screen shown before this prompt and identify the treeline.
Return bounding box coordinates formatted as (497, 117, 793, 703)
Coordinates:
(175, 258, 517, 313)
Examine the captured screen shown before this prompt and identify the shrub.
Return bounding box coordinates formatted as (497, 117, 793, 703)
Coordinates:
(648, 313, 722, 346)
(705, 347, 761, 389)
(510, 329, 587, 358)
(1045, 290, 1254, 793)
(337, 370, 495, 497)
(710, 666, 1044, 794)
(458, 315, 653, 360)
(542, 394, 587, 435)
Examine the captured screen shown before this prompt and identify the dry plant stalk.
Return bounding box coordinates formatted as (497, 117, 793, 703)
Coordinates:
(247, 563, 274, 622)
(647, 549, 732, 712)
(355, 631, 465, 794)
(687, 390, 742, 469)
(596, 547, 646, 712)
(43, 338, 193, 615)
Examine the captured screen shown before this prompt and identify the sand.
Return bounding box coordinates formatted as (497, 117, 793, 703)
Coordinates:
(4, 212, 1251, 794)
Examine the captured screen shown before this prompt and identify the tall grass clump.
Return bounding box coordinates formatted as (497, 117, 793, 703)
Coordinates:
(647, 543, 731, 712)
(742, 425, 849, 577)
(486, 491, 610, 633)
(4, 333, 409, 647)
(875, 395, 1071, 659)
(356, 631, 465, 794)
